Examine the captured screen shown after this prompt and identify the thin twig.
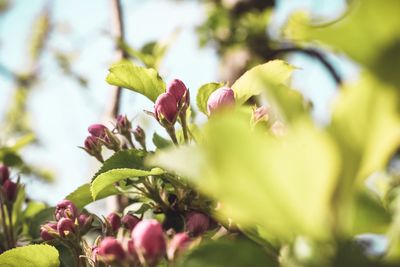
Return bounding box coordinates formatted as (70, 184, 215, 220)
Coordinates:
(106, 0, 127, 118)
(271, 46, 343, 86)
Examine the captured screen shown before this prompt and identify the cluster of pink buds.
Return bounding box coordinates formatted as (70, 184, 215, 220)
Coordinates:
(40, 199, 93, 241)
(0, 165, 18, 206)
(94, 219, 192, 267)
(154, 79, 190, 144)
(207, 87, 235, 115)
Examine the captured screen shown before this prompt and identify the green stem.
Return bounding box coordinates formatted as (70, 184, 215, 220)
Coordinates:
(179, 113, 189, 143)
(0, 203, 10, 249)
(166, 126, 178, 146)
(7, 207, 14, 248)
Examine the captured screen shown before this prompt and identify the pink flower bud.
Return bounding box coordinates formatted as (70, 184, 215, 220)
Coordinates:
(154, 93, 178, 125)
(55, 199, 78, 221)
(207, 87, 235, 115)
(0, 165, 10, 184)
(83, 136, 103, 158)
(107, 212, 121, 233)
(167, 79, 189, 107)
(98, 237, 126, 263)
(186, 212, 209, 236)
(132, 219, 166, 265)
(121, 214, 140, 231)
(167, 232, 191, 260)
(88, 124, 107, 138)
(133, 126, 146, 149)
(57, 217, 75, 237)
(40, 222, 58, 241)
(3, 179, 18, 202)
(78, 213, 93, 234)
(116, 114, 132, 134)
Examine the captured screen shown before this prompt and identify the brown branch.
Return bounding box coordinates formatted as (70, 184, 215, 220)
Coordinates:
(271, 46, 343, 86)
(106, 0, 126, 119)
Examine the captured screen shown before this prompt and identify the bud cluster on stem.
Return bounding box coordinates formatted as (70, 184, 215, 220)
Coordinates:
(154, 79, 191, 145)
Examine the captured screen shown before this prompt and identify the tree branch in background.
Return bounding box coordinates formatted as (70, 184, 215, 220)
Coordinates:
(106, 0, 127, 119)
(271, 46, 343, 86)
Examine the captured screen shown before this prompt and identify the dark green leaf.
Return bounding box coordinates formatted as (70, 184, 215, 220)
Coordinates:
(152, 133, 172, 149)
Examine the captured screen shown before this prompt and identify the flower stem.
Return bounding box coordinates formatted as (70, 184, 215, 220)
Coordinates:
(0, 203, 10, 249)
(166, 126, 178, 146)
(179, 113, 189, 144)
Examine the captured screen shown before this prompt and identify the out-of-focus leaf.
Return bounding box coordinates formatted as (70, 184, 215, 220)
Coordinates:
(9, 133, 36, 150)
(0, 244, 59, 267)
(196, 82, 225, 115)
(23, 201, 46, 219)
(151, 113, 339, 239)
(29, 10, 50, 61)
(177, 238, 279, 267)
(106, 62, 165, 102)
(29, 207, 54, 239)
(232, 60, 307, 122)
(91, 149, 147, 181)
(351, 191, 391, 235)
(284, 0, 400, 87)
(91, 168, 164, 200)
(65, 183, 119, 209)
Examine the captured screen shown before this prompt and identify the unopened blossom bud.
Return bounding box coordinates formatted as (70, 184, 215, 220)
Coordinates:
(132, 219, 166, 265)
(57, 217, 76, 237)
(121, 214, 140, 231)
(154, 93, 178, 125)
(107, 212, 121, 233)
(55, 199, 78, 221)
(88, 124, 107, 138)
(83, 136, 103, 161)
(167, 79, 190, 108)
(98, 237, 126, 263)
(0, 165, 10, 184)
(186, 212, 210, 236)
(78, 213, 93, 234)
(133, 126, 146, 150)
(116, 114, 132, 135)
(40, 222, 58, 241)
(207, 87, 235, 115)
(167, 232, 191, 260)
(3, 179, 18, 203)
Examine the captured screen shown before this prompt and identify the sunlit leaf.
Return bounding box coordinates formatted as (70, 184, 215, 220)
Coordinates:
(65, 183, 119, 209)
(196, 82, 225, 115)
(106, 62, 165, 102)
(91, 168, 164, 200)
(151, 113, 339, 239)
(0, 244, 59, 267)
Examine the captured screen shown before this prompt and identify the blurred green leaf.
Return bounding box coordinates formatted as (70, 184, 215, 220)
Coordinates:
(91, 168, 164, 200)
(29, 207, 54, 239)
(196, 82, 225, 115)
(151, 113, 339, 239)
(106, 62, 165, 102)
(0, 244, 59, 267)
(177, 238, 279, 267)
(29, 10, 50, 61)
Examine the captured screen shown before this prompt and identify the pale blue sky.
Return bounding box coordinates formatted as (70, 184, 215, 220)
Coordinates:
(0, 0, 356, 205)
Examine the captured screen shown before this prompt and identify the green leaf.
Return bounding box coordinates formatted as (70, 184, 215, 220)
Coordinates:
(196, 82, 225, 115)
(29, 207, 54, 239)
(91, 168, 164, 200)
(231, 60, 307, 122)
(106, 62, 165, 102)
(152, 132, 172, 149)
(177, 239, 279, 267)
(92, 149, 147, 182)
(151, 113, 339, 239)
(0, 244, 59, 267)
(66, 183, 119, 209)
